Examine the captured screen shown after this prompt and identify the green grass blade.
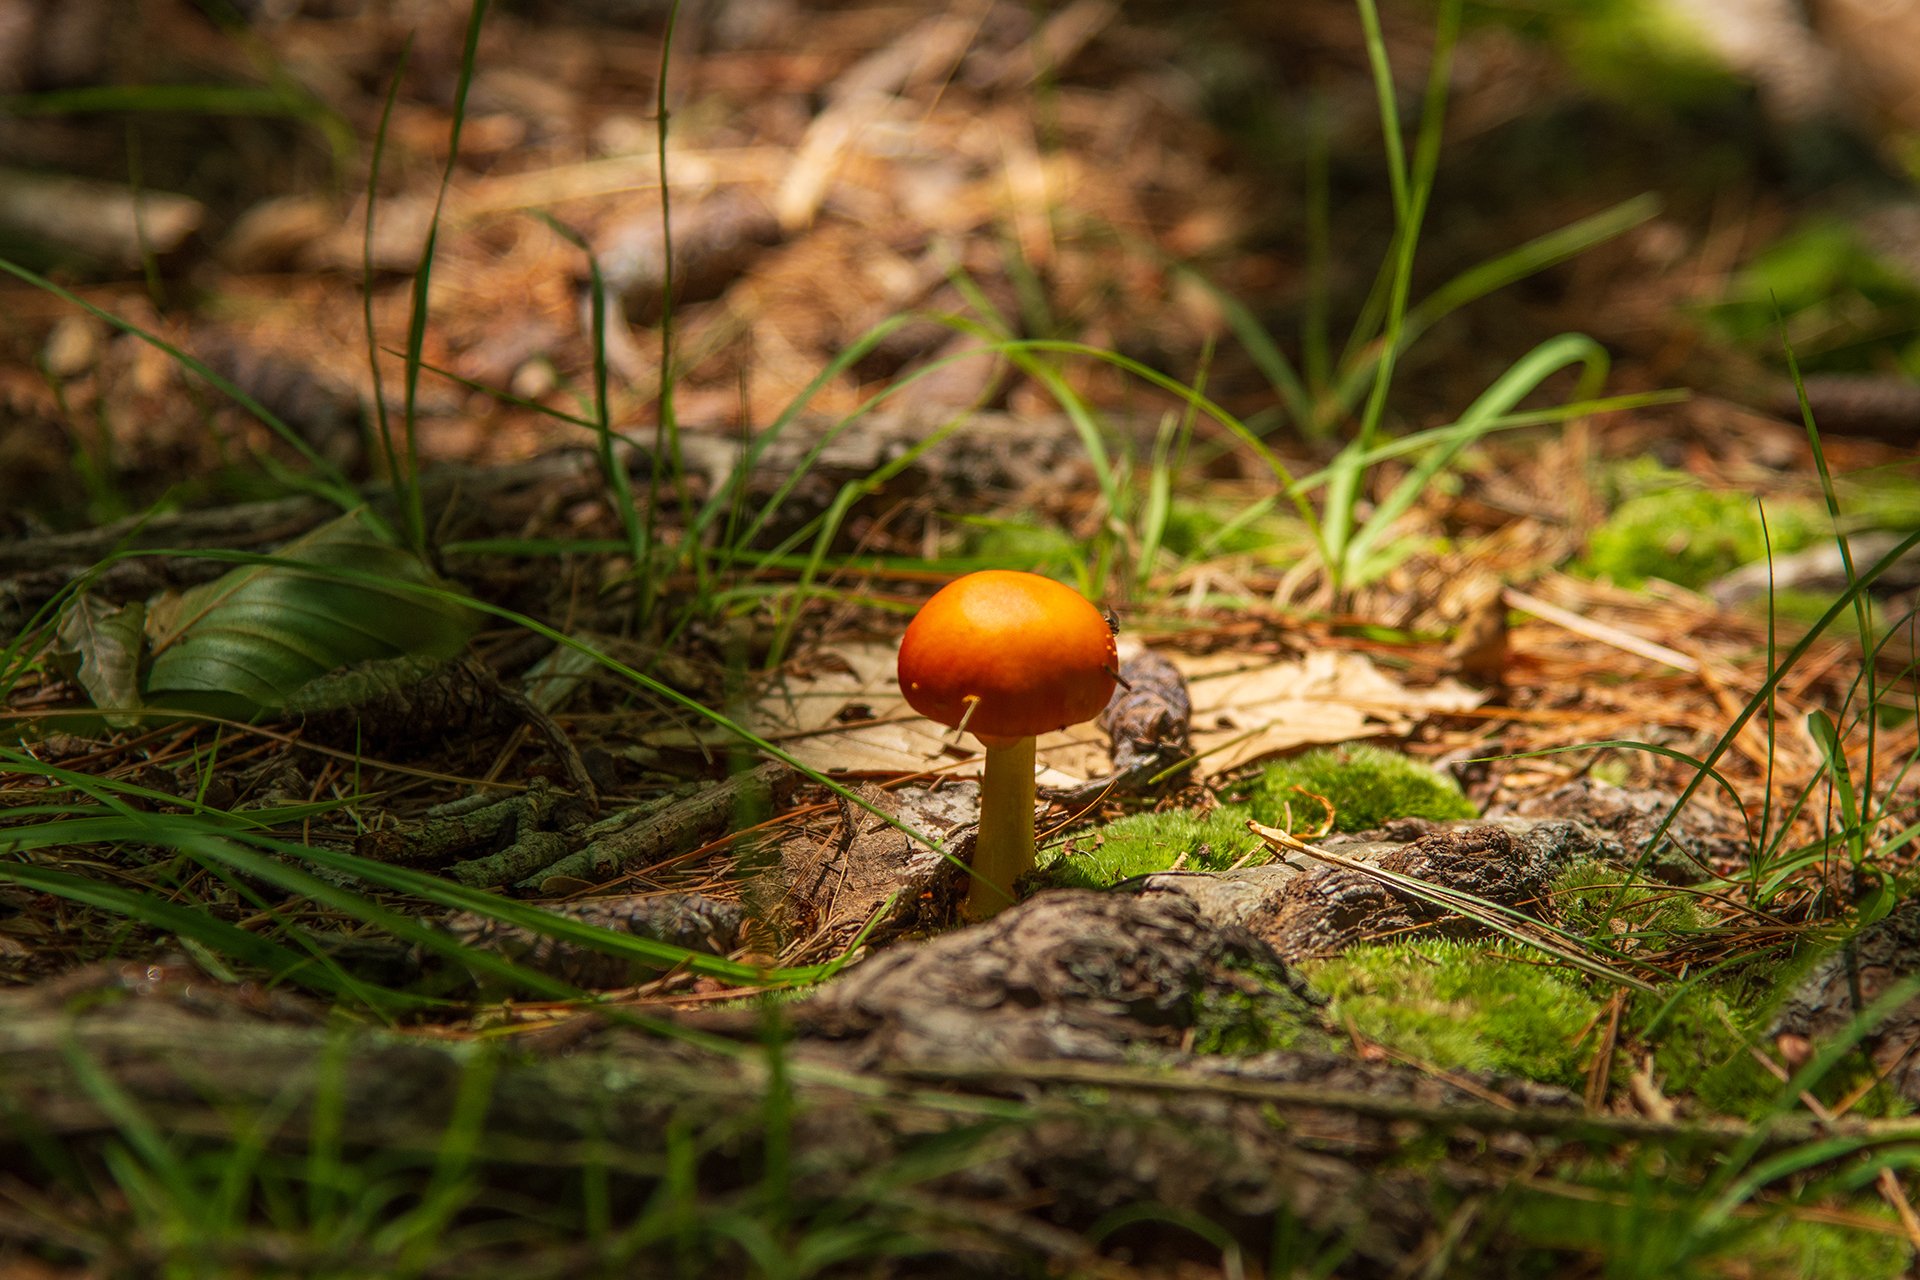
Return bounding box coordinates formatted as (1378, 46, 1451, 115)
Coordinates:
(1341, 333, 1607, 582)
(1806, 709, 1864, 864)
(395, 0, 491, 552)
(539, 216, 651, 586)
(363, 39, 413, 532)
(1646, 530, 1920, 873)
(0, 860, 401, 1009)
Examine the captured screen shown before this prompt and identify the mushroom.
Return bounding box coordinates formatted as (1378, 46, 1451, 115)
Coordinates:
(896, 570, 1118, 918)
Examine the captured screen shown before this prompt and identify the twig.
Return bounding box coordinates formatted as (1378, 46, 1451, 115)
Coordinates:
(1247, 820, 1662, 992)
(885, 1058, 1920, 1152)
(1583, 990, 1625, 1112)
(1503, 586, 1701, 672)
(520, 761, 795, 889)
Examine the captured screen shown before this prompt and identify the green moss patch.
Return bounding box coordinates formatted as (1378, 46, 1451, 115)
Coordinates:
(1552, 862, 1706, 941)
(1159, 497, 1307, 563)
(1710, 220, 1920, 378)
(1465, 0, 1739, 110)
(1306, 932, 1779, 1113)
(1307, 940, 1599, 1086)
(1579, 483, 1827, 590)
(955, 517, 1083, 576)
(1192, 953, 1330, 1058)
(1038, 805, 1262, 890)
(1247, 744, 1477, 834)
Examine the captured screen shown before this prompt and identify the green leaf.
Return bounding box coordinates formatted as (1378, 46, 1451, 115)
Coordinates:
(54, 595, 147, 725)
(143, 510, 478, 719)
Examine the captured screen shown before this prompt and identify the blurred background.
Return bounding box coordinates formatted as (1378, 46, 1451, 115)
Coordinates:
(0, 0, 1916, 532)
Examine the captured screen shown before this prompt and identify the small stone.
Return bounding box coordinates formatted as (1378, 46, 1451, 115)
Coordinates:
(41, 315, 100, 379)
(510, 357, 558, 401)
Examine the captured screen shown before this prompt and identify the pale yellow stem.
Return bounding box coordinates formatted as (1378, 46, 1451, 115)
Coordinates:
(964, 735, 1036, 920)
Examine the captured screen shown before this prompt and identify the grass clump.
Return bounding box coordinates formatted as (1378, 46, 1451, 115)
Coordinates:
(1038, 805, 1261, 890)
(1247, 744, 1477, 834)
(1502, 1170, 1912, 1280)
(1550, 866, 1784, 1114)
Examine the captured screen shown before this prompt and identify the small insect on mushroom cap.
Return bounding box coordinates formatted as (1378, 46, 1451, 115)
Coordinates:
(896, 570, 1118, 745)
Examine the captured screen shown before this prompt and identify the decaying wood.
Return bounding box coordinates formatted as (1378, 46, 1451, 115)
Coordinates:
(0, 167, 204, 269)
(1768, 375, 1920, 443)
(1138, 818, 1612, 962)
(763, 781, 969, 955)
(755, 889, 1325, 1065)
(596, 187, 785, 324)
(1770, 894, 1920, 1103)
(522, 760, 796, 890)
(355, 777, 563, 869)
(1050, 650, 1194, 807)
(1709, 531, 1920, 607)
(2, 892, 1908, 1276)
(440, 893, 747, 987)
(1490, 779, 1748, 881)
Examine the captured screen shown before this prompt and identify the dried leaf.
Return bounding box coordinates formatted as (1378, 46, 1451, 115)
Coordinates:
(54, 595, 146, 725)
(668, 642, 1483, 784)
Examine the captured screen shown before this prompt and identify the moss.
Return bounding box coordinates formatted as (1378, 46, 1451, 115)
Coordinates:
(1307, 935, 1788, 1114)
(1744, 588, 1885, 642)
(955, 518, 1082, 576)
(1710, 220, 1920, 377)
(1036, 804, 1262, 890)
(1550, 865, 1789, 1116)
(1579, 483, 1827, 590)
(1749, 1214, 1913, 1280)
(1306, 940, 1600, 1087)
(1552, 862, 1705, 941)
(1247, 744, 1477, 834)
(1191, 953, 1330, 1058)
(1462, 0, 1739, 110)
(1158, 498, 1305, 563)
(1633, 980, 1780, 1119)
(1842, 470, 1920, 531)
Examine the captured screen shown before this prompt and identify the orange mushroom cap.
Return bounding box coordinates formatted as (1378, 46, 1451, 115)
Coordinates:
(897, 570, 1118, 747)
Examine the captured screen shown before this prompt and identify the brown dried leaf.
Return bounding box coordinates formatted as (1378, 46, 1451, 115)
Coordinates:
(658, 642, 1483, 785)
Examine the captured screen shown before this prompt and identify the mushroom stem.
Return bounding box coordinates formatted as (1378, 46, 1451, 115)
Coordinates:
(964, 735, 1037, 920)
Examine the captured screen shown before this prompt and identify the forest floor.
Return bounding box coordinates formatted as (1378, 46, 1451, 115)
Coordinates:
(3, 0, 1920, 1276)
